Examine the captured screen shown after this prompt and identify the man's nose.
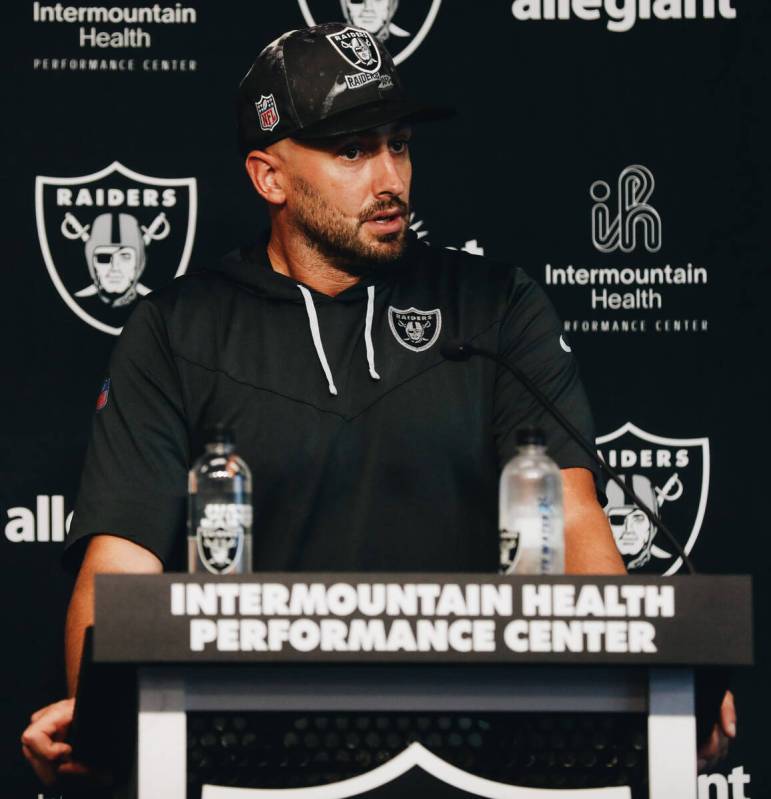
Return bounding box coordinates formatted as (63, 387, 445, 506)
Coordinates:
(372, 150, 406, 199)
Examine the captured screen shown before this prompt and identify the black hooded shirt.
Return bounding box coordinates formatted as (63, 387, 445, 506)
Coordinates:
(64, 233, 601, 573)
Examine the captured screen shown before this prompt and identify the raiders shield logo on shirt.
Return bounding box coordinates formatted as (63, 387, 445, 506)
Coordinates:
(388, 306, 441, 352)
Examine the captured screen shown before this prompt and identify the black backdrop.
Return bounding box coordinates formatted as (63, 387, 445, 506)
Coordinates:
(3, 1, 770, 796)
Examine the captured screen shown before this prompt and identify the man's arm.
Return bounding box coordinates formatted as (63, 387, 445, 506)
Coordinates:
(22, 535, 161, 786)
(66, 534, 162, 695)
(562, 467, 626, 575)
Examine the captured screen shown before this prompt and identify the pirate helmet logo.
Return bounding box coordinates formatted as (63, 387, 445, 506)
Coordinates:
(77, 212, 154, 308)
(597, 422, 709, 575)
(298, 0, 442, 64)
(195, 502, 252, 575)
(499, 528, 520, 574)
(36, 161, 197, 335)
(388, 306, 442, 352)
(196, 521, 243, 575)
(342, 0, 403, 41)
(326, 26, 382, 73)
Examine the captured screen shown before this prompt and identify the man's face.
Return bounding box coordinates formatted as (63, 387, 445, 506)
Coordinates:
(273, 123, 412, 274)
(343, 0, 394, 34)
(608, 505, 652, 555)
(92, 245, 138, 294)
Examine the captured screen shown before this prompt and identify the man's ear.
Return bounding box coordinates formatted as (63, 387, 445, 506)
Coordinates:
(245, 149, 286, 205)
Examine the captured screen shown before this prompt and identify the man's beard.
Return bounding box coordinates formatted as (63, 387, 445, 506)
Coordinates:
(289, 176, 409, 277)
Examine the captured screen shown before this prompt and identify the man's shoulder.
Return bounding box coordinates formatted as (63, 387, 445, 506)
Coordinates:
(412, 241, 538, 301)
(144, 268, 234, 314)
(115, 267, 239, 356)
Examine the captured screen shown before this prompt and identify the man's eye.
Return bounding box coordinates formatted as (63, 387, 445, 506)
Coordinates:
(390, 139, 409, 153)
(341, 146, 362, 160)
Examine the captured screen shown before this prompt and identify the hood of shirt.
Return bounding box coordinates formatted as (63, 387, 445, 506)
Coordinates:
(200, 230, 422, 396)
(207, 229, 419, 305)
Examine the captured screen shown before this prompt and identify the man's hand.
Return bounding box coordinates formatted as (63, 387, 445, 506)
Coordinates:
(21, 698, 106, 786)
(23, 534, 162, 787)
(698, 690, 737, 772)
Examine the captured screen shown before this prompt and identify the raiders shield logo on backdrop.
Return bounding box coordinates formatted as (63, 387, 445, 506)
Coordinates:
(299, 1, 442, 65)
(596, 422, 710, 575)
(388, 306, 441, 352)
(35, 161, 197, 335)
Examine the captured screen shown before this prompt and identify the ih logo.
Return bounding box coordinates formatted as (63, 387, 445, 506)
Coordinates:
(299, 1, 442, 65)
(36, 161, 197, 335)
(388, 306, 441, 352)
(596, 422, 709, 574)
(590, 164, 662, 253)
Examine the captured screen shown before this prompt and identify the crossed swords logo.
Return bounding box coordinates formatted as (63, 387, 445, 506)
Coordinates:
(60, 210, 170, 298)
(649, 471, 683, 558)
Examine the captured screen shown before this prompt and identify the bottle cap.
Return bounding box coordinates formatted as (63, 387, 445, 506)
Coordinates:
(516, 426, 546, 447)
(207, 424, 235, 445)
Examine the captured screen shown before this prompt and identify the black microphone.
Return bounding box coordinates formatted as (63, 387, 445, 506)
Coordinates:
(441, 339, 695, 574)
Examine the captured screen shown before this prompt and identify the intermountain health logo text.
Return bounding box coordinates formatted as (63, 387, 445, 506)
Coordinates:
(546, 165, 710, 335)
(32, 2, 198, 72)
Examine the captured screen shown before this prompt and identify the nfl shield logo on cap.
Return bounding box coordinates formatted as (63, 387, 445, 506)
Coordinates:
(256, 94, 280, 132)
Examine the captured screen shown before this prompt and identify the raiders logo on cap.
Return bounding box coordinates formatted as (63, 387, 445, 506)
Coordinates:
(326, 26, 382, 73)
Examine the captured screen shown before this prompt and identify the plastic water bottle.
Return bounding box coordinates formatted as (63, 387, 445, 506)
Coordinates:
(188, 426, 253, 574)
(499, 427, 564, 575)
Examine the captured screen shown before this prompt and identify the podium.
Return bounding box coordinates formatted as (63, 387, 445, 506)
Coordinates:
(76, 573, 753, 799)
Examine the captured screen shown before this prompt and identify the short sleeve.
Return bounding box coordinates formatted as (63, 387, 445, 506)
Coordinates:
(493, 269, 605, 503)
(63, 300, 190, 572)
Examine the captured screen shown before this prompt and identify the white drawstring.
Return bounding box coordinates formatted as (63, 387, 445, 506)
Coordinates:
(297, 284, 380, 396)
(364, 285, 380, 381)
(298, 285, 338, 396)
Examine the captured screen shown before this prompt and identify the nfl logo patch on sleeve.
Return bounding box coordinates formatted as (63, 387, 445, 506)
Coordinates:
(96, 377, 111, 411)
(256, 94, 280, 132)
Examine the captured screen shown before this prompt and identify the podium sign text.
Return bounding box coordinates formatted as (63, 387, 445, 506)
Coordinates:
(93, 574, 752, 666)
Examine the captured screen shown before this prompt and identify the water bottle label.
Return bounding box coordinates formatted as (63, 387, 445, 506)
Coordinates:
(500, 514, 555, 575)
(499, 526, 521, 574)
(195, 502, 252, 575)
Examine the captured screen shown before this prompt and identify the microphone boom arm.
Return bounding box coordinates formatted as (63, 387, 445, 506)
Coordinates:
(448, 341, 695, 575)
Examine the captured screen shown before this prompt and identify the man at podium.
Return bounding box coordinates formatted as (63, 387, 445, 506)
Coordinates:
(22, 22, 734, 791)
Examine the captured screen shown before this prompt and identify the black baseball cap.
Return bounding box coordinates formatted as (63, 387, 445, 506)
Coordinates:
(237, 23, 453, 155)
